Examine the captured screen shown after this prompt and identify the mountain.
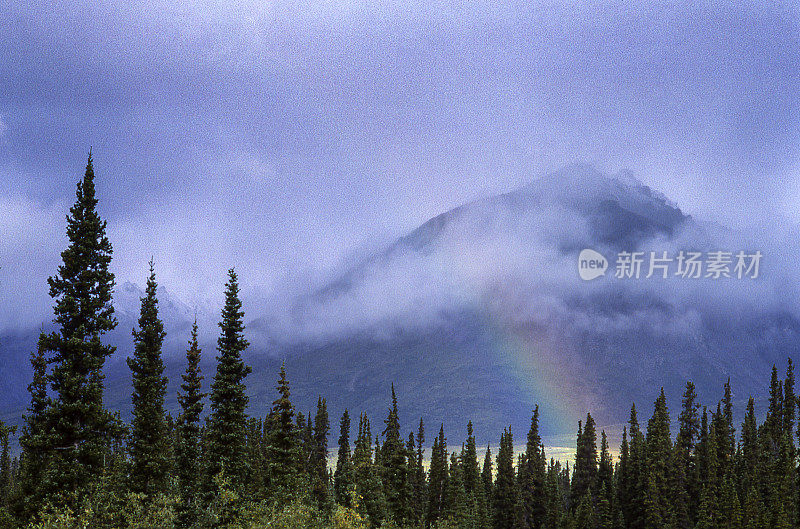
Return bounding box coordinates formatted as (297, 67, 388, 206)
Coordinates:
(1, 164, 797, 447)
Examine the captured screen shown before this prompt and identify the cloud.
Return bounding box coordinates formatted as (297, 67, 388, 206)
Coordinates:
(1, 0, 799, 340)
(0, 189, 67, 334)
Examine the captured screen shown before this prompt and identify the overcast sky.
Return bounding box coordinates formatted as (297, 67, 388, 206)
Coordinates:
(1, 0, 799, 333)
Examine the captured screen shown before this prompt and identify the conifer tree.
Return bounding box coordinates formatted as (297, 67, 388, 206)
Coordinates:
(175, 321, 205, 529)
(482, 444, 494, 495)
(645, 388, 673, 528)
(463, 421, 480, 497)
(494, 428, 517, 529)
(0, 422, 15, 507)
(16, 344, 50, 519)
(353, 413, 386, 525)
(311, 397, 331, 510)
(38, 153, 122, 508)
(427, 424, 449, 526)
(127, 261, 169, 495)
(444, 451, 474, 527)
(543, 461, 565, 529)
(263, 363, 299, 501)
(623, 404, 646, 529)
(674, 381, 700, 528)
(381, 384, 410, 524)
(571, 414, 597, 506)
(334, 409, 354, 506)
(205, 268, 252, 500)
(515, 407, 546, 529)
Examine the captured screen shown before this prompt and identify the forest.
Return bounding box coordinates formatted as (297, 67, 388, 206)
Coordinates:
(0, 157, 797, 529)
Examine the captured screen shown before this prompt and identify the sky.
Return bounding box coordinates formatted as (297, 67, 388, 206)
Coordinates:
(1, 0, 799, 335)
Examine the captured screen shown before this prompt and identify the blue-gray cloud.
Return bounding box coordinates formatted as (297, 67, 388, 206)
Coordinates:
(1, 0, 799, 333)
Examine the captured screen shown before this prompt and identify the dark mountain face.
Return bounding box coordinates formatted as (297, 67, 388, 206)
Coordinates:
(2, 164, 795, 446)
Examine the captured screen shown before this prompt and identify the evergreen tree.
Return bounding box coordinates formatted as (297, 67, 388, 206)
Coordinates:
(494, 428, 517, 529)
(127, 261, 169, 495)
(444, 451, 474, 527)
(674, 381, 700, 529)
(0, 422, 15, 507)
(205, 268, 252, 501)
(311, 397, 331, 510)
(353, 413, 387, 525)
(645, 388, 673, 528)
(463, 421, 480, 497)
(571, 414, 597, 506)
(16, 344, 51, 519)
(263, 363, 300, 501)
(515, 407, 546, 529)
(427, 424, 448, 526)
(38, 153, 122, 508)
(410, 418, 427, 524)
(381, 384, 410, 524)
(175, 321, 205, 529)
(334, 409, 354, 507)
(623, 404, 646, 529)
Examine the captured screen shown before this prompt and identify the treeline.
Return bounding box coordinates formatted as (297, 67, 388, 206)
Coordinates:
(0, 156, 798, 528)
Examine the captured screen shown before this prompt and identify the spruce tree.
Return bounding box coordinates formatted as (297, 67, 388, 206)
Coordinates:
(311, 397, 331, 510)
(381, 384, 411, 524)
(674, 381, 700, 528)
(353, 413, 386, 525)
(515, 407, 546, 529)
(175, 321, 205, 529)
(0, 422, 15, 507)
(263, 363, 300, 501)
(427, 424, 448, 525)
(127, 261, 169, 495)
(494, 428, 517, 529)
(409, 419, 427, 524)
(334, 409, 354, 506)
(645, 388, 673, 528)
(571, 414, 597, 506)
(16, 344, 50, 519)
(205, 268, 252, 499)
(38, 153, 122, 508)
(463, 421, 480, 497)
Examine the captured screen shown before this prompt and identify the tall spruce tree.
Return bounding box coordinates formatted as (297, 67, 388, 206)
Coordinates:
(127, 261, 169, 495)
(381, 384, 410, 524)
(175, 321, 205, 529)
(494, 428, 517, 529)
(263, 363, 300, 500)
(38, 153, 122, 508)
(427, 424, 449, 526)
(205, 268, 252, 497)
(311, 397, 331, 510)
(515, 407, 546, 529)
(463, 421, 480, 497)
(674, 381, 700, 528)
(334, 409, 354, 506)
(571, 414, 597, 506)
(645, 388, 673, 528)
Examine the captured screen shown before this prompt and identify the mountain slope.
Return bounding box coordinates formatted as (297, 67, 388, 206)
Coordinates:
(2, 164, 796, 446)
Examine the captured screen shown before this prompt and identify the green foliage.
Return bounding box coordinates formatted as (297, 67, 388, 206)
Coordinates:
(334, 410, 355, 507)
(205, 269, 252, 499)
(493, 428, 516, 529)
(38, 154, 123, 510)
(175, 321, 205, 528)
(127, 262, 169, 496)
(263, 364, 301, 502)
